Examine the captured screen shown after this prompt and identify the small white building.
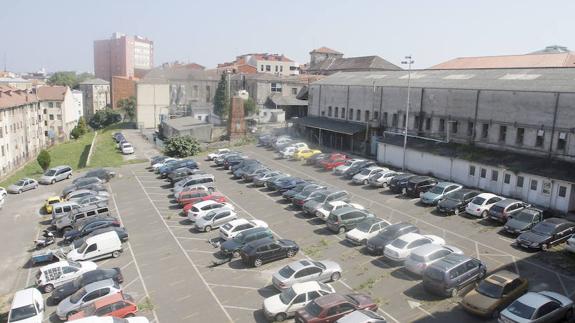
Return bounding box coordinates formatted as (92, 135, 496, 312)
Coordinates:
(72, 90, 84, 121)
(37, 85, 77, 142)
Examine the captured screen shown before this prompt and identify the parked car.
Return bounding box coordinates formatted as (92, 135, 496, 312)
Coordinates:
(194, 208, 238, 232)
(56, 205, 112, 233)
(0, 186, 7, 197)
(489, 199, 530, 223)
(240, 238, 299, 267)
(406, 176, 438, 197)
(336, 310, 387, 323)
(321, 157, 349, 171)
(422, 254, 487, 297)
(233, 162, 263, 179)
(187, 200, 234, 222)
(7, 178, 38, 194)
(419, 182, 462, 205)
(461, 270, 528, 318)
(36, 260, 98, 293)
(388, 173, 416, 194)
(280, 144, 308, 159)
(152, 158, 178, 172)
(207, 148, 230, 161)
(173, 174, 215, 196)
(315, 201, 364, 221)
(220, 227, 273, 257)
(219, 218, 269, 240)
(294, 149, 322, 161)
(67, 231, 123, 262)
(303, 190, 350, 215)
(242, 167, 270, 182)
(366, 222, 419, 256)
(66, 189, 109, 202)
(230, 159, 260, 173)
(8, 288, 44, 323)
(294, 293, 378, 323)
(272, 260, 342, 290)
(342, 161, 376, 179)
(63, 178, 104, 197)
(221, 155, 244, 169)
(39, 165, 73, 184)
(333, 159, 365, 176)
(177, 189, 226, 206)
(326, 207, 375, 234)
(282, 181, 314, 201)
(78, 169, 116, 182)
(465, 193, 505, 218)
(263, 281, 335, 322)
(404, 245, 463, 276)
(120, 142, 134, 154)
(56, 279, 122, 320)
(436, 189, 480, 215)
(292, 188, 329, 208)
(67, 292, 138, 320)
(566, 234, 575, 253)
(384, 233, 445, 262)
(253, 171, 284, 187)
(499, 291, 573, 323)
(345, 218, 391, 245)
(268, 176, 306, 192)
(307, 153, 329, 166)
(45, 196, 64, 213)
(51, 268, 123, 303)
(352, 166, 387, 185)
(63, 217, 121, 243)
(167, 167, 203, 183)
(516, 218, 575, 250)
(368, 170, 399, 188)
(503, 207, 548, 235)
(71, 227, 129, 249)
(77, 195, 109, 207)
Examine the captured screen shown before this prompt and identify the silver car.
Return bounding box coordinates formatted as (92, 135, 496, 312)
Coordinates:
(336, 310, 387, 323)
(7, 178, 38, 194)
(272, 259, 342, 290)
(352, 166, 386, 185)
(66, 189, 109, 202)
(77, 195, 109, 207)
(39, 165, 73, 184)
(405, 244, 463, 276)
(56, 279, 122, 320)
(252, 171, 283, 187)
(194, 209, 238, 232)
(499, 291, 574, 323)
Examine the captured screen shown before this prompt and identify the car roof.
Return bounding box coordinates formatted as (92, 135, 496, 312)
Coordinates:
(485, 270, 519, 286)
(83, 278, 117, 292)
(410, 176, 433, 182)
(516, 292, 557, 308)
(245, 237, 275, 248)
(496, 199, 521, 206)
(435, 182, 458, 188)
(475, 192, 499, 199)
(292, 281, 323, 294)
(289, 260, 316, 271)
(226, 218, 249, 227)
(11, 288, 40, 307)
(194, 200, 220, 208)
(543, 217, 571, 225)
(411, 243, 446, 256)
(50, 165, 71, 170)
(359, 217, 382, 225)
(314, 293, 348, 307)
(431, 254, 472, 270)
(332, 206, 367, 216)
(395, 232, 424, 243)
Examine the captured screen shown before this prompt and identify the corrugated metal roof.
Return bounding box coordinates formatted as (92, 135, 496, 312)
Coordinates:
(312, 68, 575, 93)
(431, 52, 575, 69)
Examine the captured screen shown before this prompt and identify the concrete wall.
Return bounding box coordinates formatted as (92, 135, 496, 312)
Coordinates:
(377, 142, 574, 213)
(136, 83, 170, 129)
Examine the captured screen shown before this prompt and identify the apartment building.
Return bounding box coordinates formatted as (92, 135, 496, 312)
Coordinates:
(78, 78, 110, 119)
(37, 85, 77, 142)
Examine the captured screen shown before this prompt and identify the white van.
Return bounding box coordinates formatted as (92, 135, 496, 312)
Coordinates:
(67, 231, 123, 261)
(36, 260, 97, 293)
(7, 288, 44, 323)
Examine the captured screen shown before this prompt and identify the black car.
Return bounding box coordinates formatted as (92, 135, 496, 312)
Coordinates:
(168, 167, 205, 184)
(292, 185, 327, 207)
(503, 207, 551, 235)
(388, 173, 416, 193)
(269, 177, 307, 192)
(80, 168, 116, 182)
(240, 238, 299, 267)
(309, 153, 330, 167)
(230, 159, 259, 172)
(436, 189, 480, 215)
(63, 217, 121, 243)
(160, 159, 198, 177)
(51, 268, 123, 302)
(72, 227, 129, 248)
(515, 218, 575, 250)
(282, 181, 313, 201)
(220, 227, 273, 257)
(342, 161, 376, 179)
(223, 156, 245, 169)
(406, 176, 438, 197)
(366, 222, 419, 255)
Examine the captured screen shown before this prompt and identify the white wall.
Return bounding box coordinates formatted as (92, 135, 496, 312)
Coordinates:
(377, 142, 573, 213)
(136, 83, 170, 129)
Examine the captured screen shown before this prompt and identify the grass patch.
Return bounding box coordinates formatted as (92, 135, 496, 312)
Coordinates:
(89, 125, 128, 168)
(0, 132, 95, 187)
(137, 297, 154, 312)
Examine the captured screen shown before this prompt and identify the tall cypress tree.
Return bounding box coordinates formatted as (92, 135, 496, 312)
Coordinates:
(213, 73, 230, 119)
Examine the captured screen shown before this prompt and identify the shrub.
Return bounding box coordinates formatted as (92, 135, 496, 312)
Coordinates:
(164, 136, 201, 158)
(89, 109, 122, 129)
(37, 150, 51, 171)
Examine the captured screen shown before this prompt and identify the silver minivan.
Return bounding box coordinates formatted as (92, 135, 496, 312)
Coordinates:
(51, 202, 81, 222)
(39, 165, 73, 185)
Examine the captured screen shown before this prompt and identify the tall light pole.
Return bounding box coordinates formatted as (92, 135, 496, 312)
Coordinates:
(401, 56, 414, 171)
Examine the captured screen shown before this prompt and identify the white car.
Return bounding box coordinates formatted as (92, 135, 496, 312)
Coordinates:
(207, 148, 230, 161)
(352, 166, 387, 185)
(333, 159, 365, 175)
(404, 244, 463, 276)
(280, 146, 299, 159)
(0, 186, 7, 197)
(566, 235, 575, 253)
(219, 218, 269, 240)
(345, 218, 391, 245)
(151, 158, 178, 171)
(120, 142, 134, 154)
(194, 208, 238, 232)
(262, 281, 335, 322)
(465, 193, 505, 218)
(187, 200, 234, 222)
(36, 260, 98, 293)
(69, 316, 149, 323)
(8, 288, 44, 323)
(384, 233, 445, 262)
(56, 279, 121, 321)
(315, 201, 365, 221)
(368, 170, 399, 188)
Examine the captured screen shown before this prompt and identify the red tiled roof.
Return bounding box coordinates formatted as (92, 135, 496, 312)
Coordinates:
(431, 53, 575, 69)
(310, 47, 343, 55)
(0, 85, 38, 109)
(36, 85, 68, 101)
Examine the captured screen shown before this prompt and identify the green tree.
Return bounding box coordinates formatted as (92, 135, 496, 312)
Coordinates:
(89, 109, 122, 129)
(117, 96, 136, 122)
(77, 116, 88, 135)
(244, 97, 257, 116)
(213, 73, 230, 119)
(37, 150, 51, 171)
(47, 71, 94, 89)
(70, 126, 82, 139)
(164, 136, 201, 158)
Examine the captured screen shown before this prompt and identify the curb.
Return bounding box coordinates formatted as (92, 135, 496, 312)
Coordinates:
(86, 131, 98, 166)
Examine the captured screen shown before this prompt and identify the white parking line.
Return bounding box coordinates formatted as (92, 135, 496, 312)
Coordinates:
(208, 283, 261, 290)
(131, 169, 234, 322)
(120, 260, 134, 270)
(222, 305, 259, 311)
(123, 277, 140, 289)
(175, 236, 206, 241)
(185, 249, 214, 254)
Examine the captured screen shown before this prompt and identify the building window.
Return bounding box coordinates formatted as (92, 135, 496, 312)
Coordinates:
(56, 102, 61, 108)
(265, 65, 271, 72)
(43, 109, 47, 114)
(374, 111, 379, 122)
(341, 108, 345, 118)
(334, 107, 339, 118)
(499, 125, 507, 142)
(491, 170, 499, 181)
(206, 86, 211, 102)
(280, 66, 283, 72)
(467, 121, 474, 137)
(356, 109, 361, 121)
(57, 114, 62, 121)
(402, 115, 406, 128)
(1, 145, 3, 157)
(451, 121, 458, 134)
(328, 106, 332, 117)
(49, 114, 54, 120)
(530, 179, 538, 191)
(349, 109, 354, 120)
(439, 118, 445, 132)
(48, 102, 53, 108)
(275, 66, 278, 72)
(517, 176, 524, 188)
(469, 165, 476, 176)
(536, 129, 544, 147)
(291, 88, 298, 95)
(425, 118, 431, 130)
(271, 83, 282, 92)
(557, 132, 567, 150)
(414, 116, 420, 129)
(260, 65, 264, 72)
(392, 114, 398, 127)
(542, 181, 551, 195)
(193, 85, 199, 97)
(383, 112, 388, 126)
(481, 123, 489, 139)
(321, 110, 325, 117)
(480, 168, 486, 178)
(504, 173, 511, 184)
(365, 110, 370, 122)
(516, 127, 524, 145)
(559, 186, 567, 198)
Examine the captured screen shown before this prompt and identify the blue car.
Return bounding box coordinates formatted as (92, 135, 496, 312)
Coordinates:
(160, 159, 198, 177)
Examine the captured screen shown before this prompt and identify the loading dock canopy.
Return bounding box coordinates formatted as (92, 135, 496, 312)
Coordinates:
(293, 116, 365, 135)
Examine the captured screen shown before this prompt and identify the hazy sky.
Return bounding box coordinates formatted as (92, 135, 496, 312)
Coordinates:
(1, 0, 574, 73)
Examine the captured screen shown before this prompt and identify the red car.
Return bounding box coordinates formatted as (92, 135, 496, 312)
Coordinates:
(318, 153, 348, 170)
(182, 192, 227, 213)
(68, 292, 138, 320)
(177, 189, 226, 206)
(295, 293, 378, 323)
(321, 158, 349, 171)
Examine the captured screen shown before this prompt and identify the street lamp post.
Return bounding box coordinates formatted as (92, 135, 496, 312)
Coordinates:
(401, 56, 414, 171)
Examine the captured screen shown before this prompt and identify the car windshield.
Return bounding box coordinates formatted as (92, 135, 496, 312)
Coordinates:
(49, 199, 60, 205)
(371, 172, 383, 180)
(344, 161, 353, 166)
(8, 304, 37, 321)
(15, 180, 25, 186)
(532, 222, 555, 235)
(476, 280, 503, 298)
(279, 266, 295, 278)
(70, 287, 87, 303)
(78, 242, 89, 253)
(232, 232, 245, 243)
(391, 239, 409, 248)
(360, 169, 372, 175)
(312, 261, 326, 270)
(470, 196, 486, 205)
(447, 191, 465, 201)
(304, 301, 323, 316)
(203, 211, 218, 221)
(506, 300, 535, 319)
(514, 212, 536, 223)
(356, 220, 373, 233)
(429, 186, 444, 194)
(45, 170, 57, 176)
(279, 287, 297, 305)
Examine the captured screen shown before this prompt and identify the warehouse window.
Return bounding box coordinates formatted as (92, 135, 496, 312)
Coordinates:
(334, 107, 339, 118)
(557, 132, 567, 150)
(451, 121, 458, 134)
(499, 125, 507, 142)
(414, 116, 420, 129)
(504, 173, 511, 184)
(425, 118, 431, 130)
(266, 65, 271, 72)
(341, 108, 345, 118)
(271, 83, 282, 93)
(328, 106, 332, 117)
(516, 128, 524, 145)
(469, 165, 475, 176)
(481, 123, 489, 139)
(382, 112, 388, 126)
(467, 121, 474, 137)
(530, 179, 538, 191)
(349, 109, 354, 120)
(439, 119, 445, 132)
(535, 129, 544, 147)
(374, 111, 379, 122)
(517, 176, 524, 188)
(480, 168, 486, 178)
(365, 110, 370, 122)
(356, 109, 361, 121)
(559, 186, 567, 198)
(491, 170, 499, 181)
(392, 114, 398, 127)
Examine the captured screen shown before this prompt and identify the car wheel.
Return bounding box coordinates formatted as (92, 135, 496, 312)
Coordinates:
(253, 258, 263, 267)
(338, 226, 346, 234)
(51, 179, 56, 184)
(67, 174, 72, 179)
(331, 272, 341, 281)
(479, 269, 487, 279)
(67, 311, 77, 320)
(204, 225, 212, 232)
(275, 312, 287, 322)
(363, 179, 368, 185)
(287, 249, 296, 258)
(541, 243, 549, 251)
(454, 208, 459, 216)
(44, 284, 54, 293)
(112, 250, 121, 258)
(232, 250, 240, 258)
(361, 239, 367, 245)
(481, 210, 487, 218)
(17, 189, 22, 194)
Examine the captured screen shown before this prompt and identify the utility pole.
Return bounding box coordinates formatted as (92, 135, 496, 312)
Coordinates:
(401, 56, 414, 171)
